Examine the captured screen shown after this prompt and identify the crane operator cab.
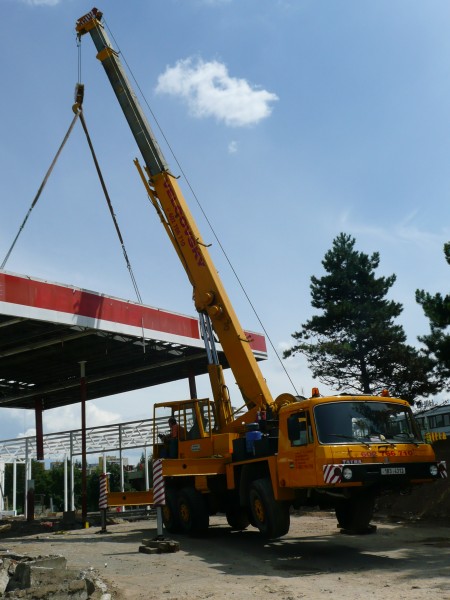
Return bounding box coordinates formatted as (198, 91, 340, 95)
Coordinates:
(153, 398, 236, 460)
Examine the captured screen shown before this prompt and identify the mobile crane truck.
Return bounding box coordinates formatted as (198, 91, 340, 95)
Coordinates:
(76, 8, 446, 538)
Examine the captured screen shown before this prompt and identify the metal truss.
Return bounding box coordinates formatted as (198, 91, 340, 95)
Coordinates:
(0, 418, 154, 462)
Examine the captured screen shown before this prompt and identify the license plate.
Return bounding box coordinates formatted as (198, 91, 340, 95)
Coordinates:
(381, 467, 406, 475)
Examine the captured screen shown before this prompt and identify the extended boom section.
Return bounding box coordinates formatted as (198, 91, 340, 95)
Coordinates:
(76, 9, 275, 429)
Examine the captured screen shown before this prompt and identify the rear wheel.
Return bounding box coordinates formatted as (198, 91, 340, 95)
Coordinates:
(248, 478, 290, 539)
(335, 491, 375, 532)
(177, 487, 209, 536)
(162, 488, 182, 533)
(225, 505, 250, 531)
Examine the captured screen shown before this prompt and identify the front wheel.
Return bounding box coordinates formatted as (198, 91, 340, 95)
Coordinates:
(225, 505, 250, 531)
(248, 478, 290, 539)
(335, 491, 375, 532)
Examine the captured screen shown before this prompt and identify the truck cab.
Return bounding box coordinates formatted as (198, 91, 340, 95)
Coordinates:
(277, 394, 440, 494)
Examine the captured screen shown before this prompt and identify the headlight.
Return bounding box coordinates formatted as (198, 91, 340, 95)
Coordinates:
(342, 467, 353, 480)
(429, 465, 438, 477)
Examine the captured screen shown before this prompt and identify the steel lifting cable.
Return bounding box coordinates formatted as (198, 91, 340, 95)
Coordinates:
(3, 34, 143, 309)
(1, 112, 80, 270)
(75, 35, 143, 305)
(77, 110, 143, 305)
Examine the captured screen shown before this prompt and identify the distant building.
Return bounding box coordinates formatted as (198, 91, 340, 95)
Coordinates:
(414, 403, 450, 437)
(99, 455, 129, 471)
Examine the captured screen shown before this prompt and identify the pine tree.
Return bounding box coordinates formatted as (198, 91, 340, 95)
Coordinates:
(284, 233, 437, 402)
(416, 242, 450, 391)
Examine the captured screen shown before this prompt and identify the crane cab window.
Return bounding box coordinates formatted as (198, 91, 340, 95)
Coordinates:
(288, 411, 313, 446)
(184, 399, 215, 440)
(154, 399, 216, 444)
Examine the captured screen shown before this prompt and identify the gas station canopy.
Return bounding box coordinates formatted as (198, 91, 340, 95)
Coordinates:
(0, 271, 268, 411)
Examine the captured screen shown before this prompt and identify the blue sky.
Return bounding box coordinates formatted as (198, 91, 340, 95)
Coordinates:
(0, 0, 449, 451)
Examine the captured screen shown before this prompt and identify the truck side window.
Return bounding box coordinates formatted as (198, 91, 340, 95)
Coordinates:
(288, 412, 313, 446)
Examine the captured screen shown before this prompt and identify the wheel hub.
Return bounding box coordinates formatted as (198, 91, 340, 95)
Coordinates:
(253, 498, 265, 523)
(179, 502, 190, 523)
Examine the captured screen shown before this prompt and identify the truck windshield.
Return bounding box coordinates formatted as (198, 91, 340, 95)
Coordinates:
(314, 401, 422, 445)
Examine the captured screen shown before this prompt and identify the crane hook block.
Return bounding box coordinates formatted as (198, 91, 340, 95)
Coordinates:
(73, 83, 85, 113)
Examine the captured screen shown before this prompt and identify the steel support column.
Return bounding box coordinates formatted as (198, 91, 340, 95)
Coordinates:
(35, 399, 44, 460)
(64, 456, 68, 513)
(188, 370, 198, 399)
(12, 460, 17, 514)
(0, 462, 5, 511)
(79, 361, 88, 527)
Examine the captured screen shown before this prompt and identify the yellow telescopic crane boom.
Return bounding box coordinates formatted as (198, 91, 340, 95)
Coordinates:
(76, 8, 291, 431)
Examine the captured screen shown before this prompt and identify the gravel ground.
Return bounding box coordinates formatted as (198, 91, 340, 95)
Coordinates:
(1, 511, 449, 600)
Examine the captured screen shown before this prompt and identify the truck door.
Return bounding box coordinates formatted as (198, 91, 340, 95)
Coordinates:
(278, 410, 317, 487)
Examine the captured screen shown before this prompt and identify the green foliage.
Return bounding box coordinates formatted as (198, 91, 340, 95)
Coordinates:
(416, 242, 450, 391)
(284, 233, 437, 402)
(86, 467, 103, 512)
(33, 461, 82, 512)
(4, 463, 25, 513)
(3, 460, 135, 514)
(3, 461, 79, 513)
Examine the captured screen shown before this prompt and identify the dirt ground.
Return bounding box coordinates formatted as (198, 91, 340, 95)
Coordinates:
(375, 438, 450, 520)
(1, 510, 450, 600)
(1, 440, 448, 599)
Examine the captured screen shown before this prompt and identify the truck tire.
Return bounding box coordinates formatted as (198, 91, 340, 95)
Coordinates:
(162, 488, 182, 533)
(225, 506, 250, 531)
(248, 478, 290, 539)
(177, 487, 209, 536)
(335, 491, 375, 532)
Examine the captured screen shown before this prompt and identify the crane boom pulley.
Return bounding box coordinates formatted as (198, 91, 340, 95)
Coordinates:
(1, 109, 80, 270)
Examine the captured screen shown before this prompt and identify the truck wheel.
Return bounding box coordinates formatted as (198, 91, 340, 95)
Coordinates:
(177, 487, 209, 536)
(162, 488, 182, 533)
(248, 478, 290, 539)
(225, 506, 250, 531)
(335, 491, 375, 532)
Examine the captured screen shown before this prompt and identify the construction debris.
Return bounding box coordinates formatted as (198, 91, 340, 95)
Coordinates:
(0, 552, 104, 599)
(139, 538, 180, 554)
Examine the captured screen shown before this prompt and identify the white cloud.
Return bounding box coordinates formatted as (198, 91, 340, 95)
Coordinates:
(156, 58, 278, 127)
(338, 209, 450, 250)
(228, 140, 238, 154)
(42, 404, 121, 434)
(19, 427, 36, 438)
(22, 0, 60, 5)
(198, 0, 231, 5)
